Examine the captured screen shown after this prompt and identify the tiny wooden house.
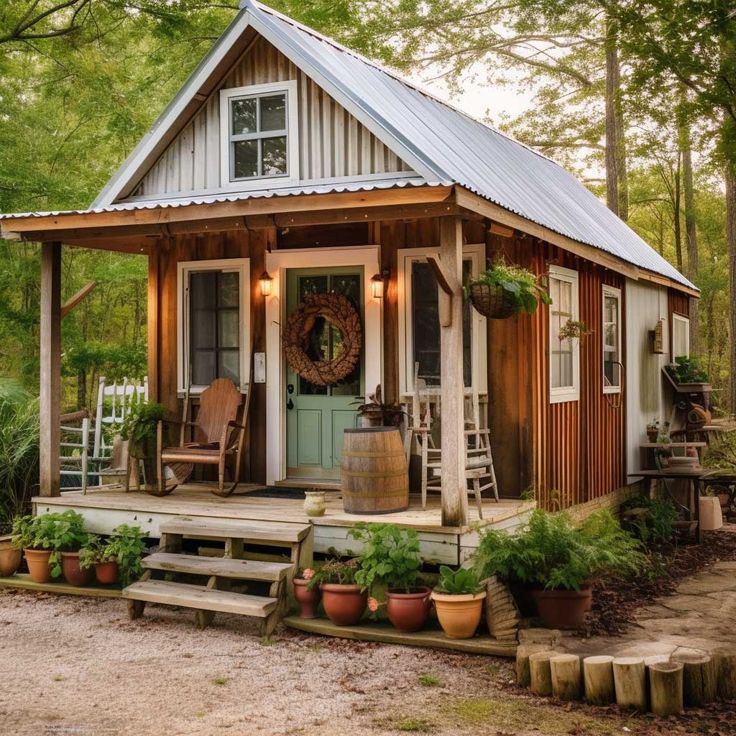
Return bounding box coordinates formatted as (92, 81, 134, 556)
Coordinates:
(0, 1, 696, 534)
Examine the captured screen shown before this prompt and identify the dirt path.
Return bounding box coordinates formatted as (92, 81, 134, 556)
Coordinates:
(0, 589, 724, 736)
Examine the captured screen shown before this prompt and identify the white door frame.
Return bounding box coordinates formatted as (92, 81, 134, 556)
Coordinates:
(265, 245, 382, 485)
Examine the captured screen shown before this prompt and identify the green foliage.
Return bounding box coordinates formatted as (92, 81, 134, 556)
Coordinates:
(620, 495, 679, 546)
(470, 260, 552, 314)
(666, 356, 710, 385)
(703, 431, 736, 471)
(24, 510, 89, 578)
(10, 514, 36, 550)
(105, 524, 147, 586)
(78, 535, 110, 570)
(433, 565, 484, 595)
(472, 509, 645, 591)
(306, 557, 360, 590)
(0, 381, 39, 534)
(348, 523, 423, 593)
(119, 400, 166, 458)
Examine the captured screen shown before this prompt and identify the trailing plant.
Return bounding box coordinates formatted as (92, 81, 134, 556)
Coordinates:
(119, 400, 166, 458)
(306, 557, 359, 590)
(433, 565, 484, 595)
(471, 509, 645, 591)
(558, 319, 591, 341)
(105, 524, 146, 586)
(31, 510, 89, 578)
(665, 356, 709, 385)
(468, 260, 551, 314)
(348, 523, 422, 593)
(620, 495, 679, 546)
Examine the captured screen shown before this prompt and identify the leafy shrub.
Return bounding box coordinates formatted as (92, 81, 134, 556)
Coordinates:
(17, 510, 89, 578)
(307, 557, 360, 590)
(348, 523, 423, 593)
(665, 356, 709, 384)
(468, 260, 551, 314)
(471, 509, 645, 591)
(0, 381, 39, 534)
(79, 535, 109, 570)
(433, 566, 484, 595)
(620, 495, 679, 546)
(120, 400, 166, 458)
(105, 524, 146, 586)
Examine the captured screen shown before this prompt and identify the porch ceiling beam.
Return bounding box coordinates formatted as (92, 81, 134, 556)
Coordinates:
(454, 187, 700, 298)
(1, 186, 455, 238)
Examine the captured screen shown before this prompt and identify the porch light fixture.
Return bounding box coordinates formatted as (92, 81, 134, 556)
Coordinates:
(259, 271, 273, 297)
(371, 272, 384, 299)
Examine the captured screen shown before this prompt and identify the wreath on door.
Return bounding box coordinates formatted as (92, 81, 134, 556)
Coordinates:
(283, 292, 362, 386)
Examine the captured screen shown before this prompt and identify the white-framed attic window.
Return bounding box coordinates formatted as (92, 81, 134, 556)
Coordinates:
(672, 313, 690, 359)
(548, 265, 580, 403)
(219, 81, 299, 189)
(602, 285, 622, 394)
(177, 259, 251, 394)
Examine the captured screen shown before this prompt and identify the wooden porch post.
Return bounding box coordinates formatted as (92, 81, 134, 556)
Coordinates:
(147, 250, 159, 402)
(438, 216, 468, 527)
(39, 241, 62, 497)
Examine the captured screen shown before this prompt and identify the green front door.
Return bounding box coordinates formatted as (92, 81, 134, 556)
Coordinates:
(286, 267, 364, 480)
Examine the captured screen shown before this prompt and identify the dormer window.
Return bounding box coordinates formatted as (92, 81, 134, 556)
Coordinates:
(220, 81, 298, 188)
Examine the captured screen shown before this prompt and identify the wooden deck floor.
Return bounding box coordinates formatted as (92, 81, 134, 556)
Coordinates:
(34, 484, 534, 566)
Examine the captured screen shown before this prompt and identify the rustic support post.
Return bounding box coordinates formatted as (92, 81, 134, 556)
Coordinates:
(672, 652, 717, 706)
(147, 250, 159, 402)
(583, 655, 616, 705)
(39, 241, 62, 497)
(612, 657, 647, 710)
(713, 648, 736, 700)
(648, 662, 684, 716)
(550, 654, 582, 701)
(438, 215, 467, 527)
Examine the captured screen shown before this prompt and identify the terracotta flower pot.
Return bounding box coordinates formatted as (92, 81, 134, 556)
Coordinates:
(319, 583, 367, 626)
(24, 548, 52, 584)
(531, 587, 593, 630)
(293, 578, 321, 618)
(386, 587, 432, 633)
(431, 590, 486, 639)
(61, 552, 94, 587)
(95, 560, 119, 585)
(0, 539, 22, 577)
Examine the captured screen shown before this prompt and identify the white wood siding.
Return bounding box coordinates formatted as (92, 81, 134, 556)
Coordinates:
(132, 36, 412, 198)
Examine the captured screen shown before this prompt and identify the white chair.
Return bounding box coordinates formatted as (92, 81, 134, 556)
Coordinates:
(59, 410, 91, 493)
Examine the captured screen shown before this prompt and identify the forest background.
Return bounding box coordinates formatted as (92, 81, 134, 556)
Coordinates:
(0, 0, 734, 413)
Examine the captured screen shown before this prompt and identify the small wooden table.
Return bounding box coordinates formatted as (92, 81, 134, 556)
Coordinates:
(629, 468, 705, 543)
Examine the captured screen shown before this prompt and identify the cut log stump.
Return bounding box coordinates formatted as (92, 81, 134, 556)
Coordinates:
(583, 655, 615, 705)
(613, 657, 647, 710)
(648, 662, 684, 716)
(550, 654, 581, 701)
(671, 653, 717, 707)
(713, 649, 736, 701)
(529, 650, 558, 696)
(516, 644, 551, 688)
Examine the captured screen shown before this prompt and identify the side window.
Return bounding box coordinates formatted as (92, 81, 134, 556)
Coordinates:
(548, 266, 580, 403)
(672, 314, 690, 359)
(602, 286, 622, 393)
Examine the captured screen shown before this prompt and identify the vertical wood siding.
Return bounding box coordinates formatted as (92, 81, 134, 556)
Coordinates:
(133, 36, 411, 198)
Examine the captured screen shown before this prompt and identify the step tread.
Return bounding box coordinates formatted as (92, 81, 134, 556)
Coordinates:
(160, 516, 311, 544)
(142, 552, 292, 581)
(122, 579, 278, 617)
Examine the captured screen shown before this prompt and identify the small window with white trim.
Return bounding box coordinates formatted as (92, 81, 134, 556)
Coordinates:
(548, 266, 580, 403)
(672, 313, 690, 359)
(602, 285, 622, 394)
(177, 259, 250, 393)
(220, 81, 298, 187)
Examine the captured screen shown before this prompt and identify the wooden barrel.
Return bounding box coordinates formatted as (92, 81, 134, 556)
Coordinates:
(341, 427, 409, 514)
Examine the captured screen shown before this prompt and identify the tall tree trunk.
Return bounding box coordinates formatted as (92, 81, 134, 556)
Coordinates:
(679, 89, 700, 354)
(726, 161, 736, 414)
(674, 154, 683, 273)
(605, 16, 628, 221)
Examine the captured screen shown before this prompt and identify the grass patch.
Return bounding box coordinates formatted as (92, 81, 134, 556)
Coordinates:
(485, 663, 500, 676)
(417, 673, 441, 687)
(52, 675, 64, 682)
(450, 697, 619, 735)
(397, 718, 433, 732)
(212, 677, 228, 686)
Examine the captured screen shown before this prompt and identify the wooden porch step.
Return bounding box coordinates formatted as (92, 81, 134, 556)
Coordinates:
(123, 579, 278, 618)
(142, 552, 292, 582)
(160, 516, 311, 544)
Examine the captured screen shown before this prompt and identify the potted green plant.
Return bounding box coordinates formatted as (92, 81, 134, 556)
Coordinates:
(293, 567, 320, 618)
(50, 510, 91, 586)
(664, 356, 710, 389)
(646, 419, 660, 443)
(431, 566, 486, 639)
(307, 558, 366, 626)
(354, 385, 405, 428)
(6, 515, 35, 578)
(0, 534, 21, 577)
(79, 535, 119, 585)
(349, 523, 429, 633)
(104, 524, 146, 587)
(472, 509, 644, 629)
(119, 400, 166, 489)
(467, 260, 551, 319)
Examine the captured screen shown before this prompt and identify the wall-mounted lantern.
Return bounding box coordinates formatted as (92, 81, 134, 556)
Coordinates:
(259, 271, 273, 297)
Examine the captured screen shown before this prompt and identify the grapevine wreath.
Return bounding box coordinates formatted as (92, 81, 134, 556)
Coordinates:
(283, 293, 362, 386)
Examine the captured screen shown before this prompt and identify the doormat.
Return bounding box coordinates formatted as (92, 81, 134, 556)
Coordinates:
(244, 488, 308, 500)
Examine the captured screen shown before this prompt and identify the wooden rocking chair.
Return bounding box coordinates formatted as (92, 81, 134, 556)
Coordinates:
(155, 378, 249, 497)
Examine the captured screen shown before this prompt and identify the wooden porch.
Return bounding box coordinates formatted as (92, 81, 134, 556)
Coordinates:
(33, 485, 534, 567)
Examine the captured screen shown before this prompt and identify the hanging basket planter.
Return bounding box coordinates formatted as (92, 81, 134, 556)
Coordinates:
(468, 283, 517, 319)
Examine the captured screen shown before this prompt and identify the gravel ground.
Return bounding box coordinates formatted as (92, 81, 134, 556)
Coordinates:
(0, 588, 726, 736)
